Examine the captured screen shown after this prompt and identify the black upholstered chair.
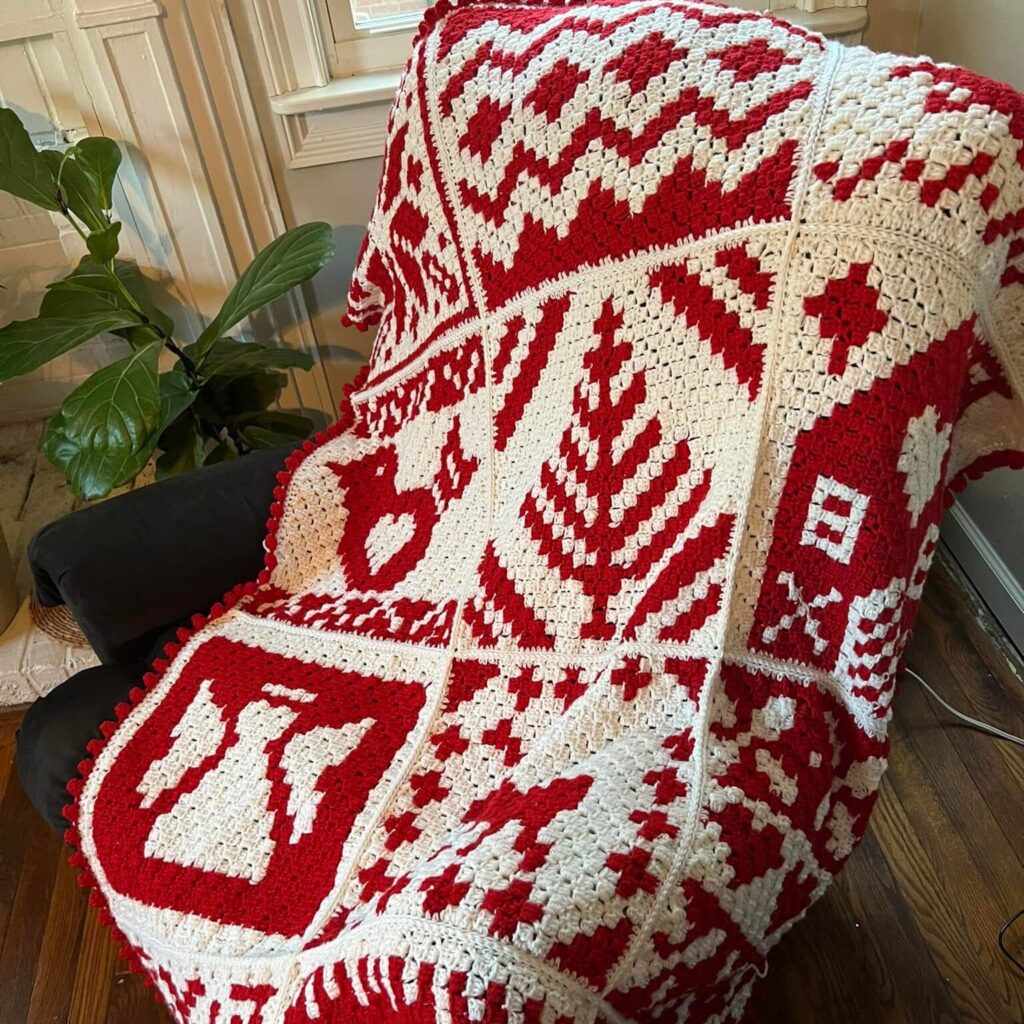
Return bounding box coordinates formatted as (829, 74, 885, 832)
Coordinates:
(16, 444, 300, 831)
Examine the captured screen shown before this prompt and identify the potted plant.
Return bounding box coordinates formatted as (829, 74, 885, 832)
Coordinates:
(0, 107, 336, 500)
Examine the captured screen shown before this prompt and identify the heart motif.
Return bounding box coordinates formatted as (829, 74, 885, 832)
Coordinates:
(330, 445, 441, 590)
(365, 512, 418, 575)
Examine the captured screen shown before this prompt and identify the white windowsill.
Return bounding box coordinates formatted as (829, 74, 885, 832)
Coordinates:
(269, 68, 404, 116)
(777, 7, 868, 37)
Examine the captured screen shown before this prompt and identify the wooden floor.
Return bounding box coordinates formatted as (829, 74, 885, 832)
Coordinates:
(0, 556, 1021, 1024)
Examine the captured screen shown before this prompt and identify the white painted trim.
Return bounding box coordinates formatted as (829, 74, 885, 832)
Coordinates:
(270, 68, 402, 115)
(776, 7, 869, 39)
(0, 16, 63, 42)
(248, 0, 331, 95)
(170, 0, 335, 412)
(282, 103, 392, 167)
(942, 500, 1024, 654)
(74, 0, 163, 28)
(771, 0, 866, 11)
(61, 0, 336, 414)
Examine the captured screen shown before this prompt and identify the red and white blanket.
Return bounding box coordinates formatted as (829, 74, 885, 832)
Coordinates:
(71, 2, 1024, 1021)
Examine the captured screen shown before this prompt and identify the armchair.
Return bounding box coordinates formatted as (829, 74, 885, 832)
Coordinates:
(16, 444, 299, 831)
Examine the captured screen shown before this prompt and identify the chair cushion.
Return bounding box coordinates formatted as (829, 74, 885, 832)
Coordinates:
(70, 2, 1024, 1022)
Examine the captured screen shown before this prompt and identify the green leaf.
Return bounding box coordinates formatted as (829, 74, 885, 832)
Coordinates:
(0, 107, 58, 210)
(74, 137, 121, 209)
(116, 262, 174, 338)
(41, 259, 173, 341)
(40, 150, 107, 232)
(43, 341, 162, 499)
(159, 368, 198, 428)
(212, 370, 285, 415)
(237, 410, 313, 450)
(40, 273, 120, 319)
(192, 338, 313, 379)
(155, 414, 205, 479)
(0, 310, 138, 382)
(86, 222, 122, 263)
(42, 258, 121, 299)
(192, 222, 335, 357)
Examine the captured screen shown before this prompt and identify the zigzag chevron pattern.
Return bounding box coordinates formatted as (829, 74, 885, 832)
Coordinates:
(433, 4, 819, 303)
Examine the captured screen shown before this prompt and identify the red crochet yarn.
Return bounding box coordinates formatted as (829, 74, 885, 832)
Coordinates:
(70, 3, 1024, 1022)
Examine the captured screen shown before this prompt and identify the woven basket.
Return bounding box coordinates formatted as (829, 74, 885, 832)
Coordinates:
(30, 593, 92, 648)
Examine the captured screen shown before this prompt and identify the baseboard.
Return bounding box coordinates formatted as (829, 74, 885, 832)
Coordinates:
(941, 499, 1024, 657)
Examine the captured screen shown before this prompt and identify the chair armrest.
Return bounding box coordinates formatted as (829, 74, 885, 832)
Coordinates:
(29, 443, 300, 664)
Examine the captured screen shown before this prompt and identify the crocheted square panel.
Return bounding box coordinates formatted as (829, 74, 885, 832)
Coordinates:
(70, 2, 1024, 1022)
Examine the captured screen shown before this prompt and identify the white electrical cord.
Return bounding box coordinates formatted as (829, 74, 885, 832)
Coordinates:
(900, 664, 1024, 976)
(902, 666, 1024, 748)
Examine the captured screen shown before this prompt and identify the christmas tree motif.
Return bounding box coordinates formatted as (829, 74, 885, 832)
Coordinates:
(520, 298, 705, 640)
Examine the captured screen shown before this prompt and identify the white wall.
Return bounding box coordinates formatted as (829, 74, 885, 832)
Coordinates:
(273, 160, 380, 399)
(916, 0, 1024, 90)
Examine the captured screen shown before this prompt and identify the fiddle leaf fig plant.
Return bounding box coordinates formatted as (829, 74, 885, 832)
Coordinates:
(0, 106, 335, 499)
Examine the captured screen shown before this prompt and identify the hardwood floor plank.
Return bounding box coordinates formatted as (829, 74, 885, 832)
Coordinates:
(891, 670, 1024, 896)
(758, 829, 962, 1024)
(0, 797, 61, 1024)
(916, 561, 1024, 729)
(105, 973, 172, 1024)
(66, 902, 120, 1024)
(0, 722, 40, 974)
(908, 590, 1024, 850)
(871, 766, 1021, 1023)
(25, 853, 88, 1024)
(0, 710, 17, 828)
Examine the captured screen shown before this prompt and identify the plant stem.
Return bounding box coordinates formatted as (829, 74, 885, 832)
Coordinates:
(56, 188, 206, 390)
(53, 164, 250, 454)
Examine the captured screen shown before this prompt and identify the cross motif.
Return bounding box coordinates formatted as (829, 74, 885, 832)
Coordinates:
(605, 846, 660, 898)
(383, 810, 422, 851)
(482, 718, 524, 766)
(409, 769, 450, 807)
(761, 571, 842, 656)
(420, 863, 471, 914)
(630, 809, 679, 841)
(507, 667, 544, 712)
(643, 766, 688, 805)
(803, 263, 889, 375)
(481, 879, 544, 938)
(429, 724, 469, 762)
(553, 668, 586, 711)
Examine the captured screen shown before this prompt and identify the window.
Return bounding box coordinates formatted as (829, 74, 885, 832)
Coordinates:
(323, 0, 427, 78)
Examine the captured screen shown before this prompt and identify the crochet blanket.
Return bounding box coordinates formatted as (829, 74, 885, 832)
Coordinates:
(71, 2, 1024, 1022)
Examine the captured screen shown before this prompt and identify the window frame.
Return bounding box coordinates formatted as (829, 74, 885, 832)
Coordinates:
(321, 0, 422, 79)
